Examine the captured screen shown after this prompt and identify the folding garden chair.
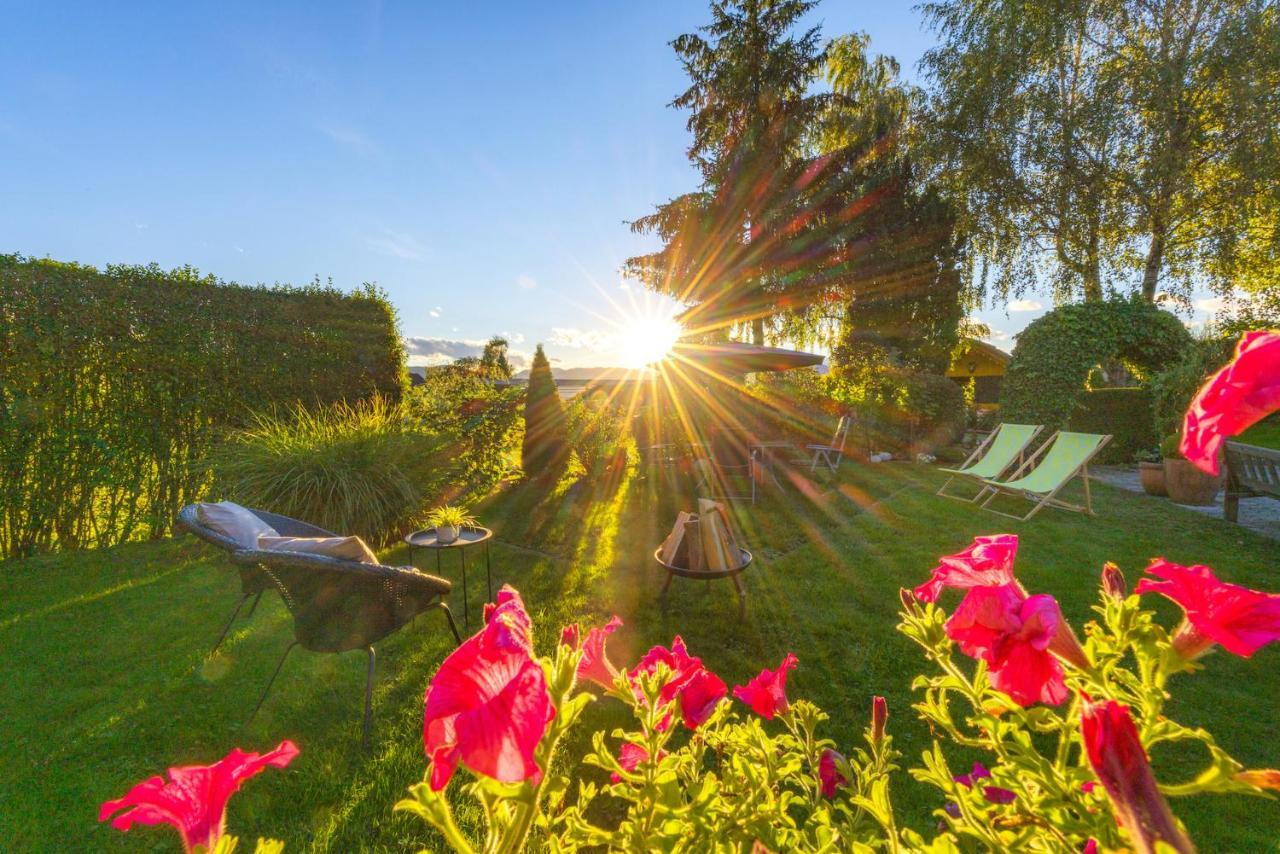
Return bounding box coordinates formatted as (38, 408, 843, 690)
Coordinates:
(178, 505, 460, 746)
(979, 431, 1112, 521)
(937, 422, 1043, 501)
(808, 415, 852, 473)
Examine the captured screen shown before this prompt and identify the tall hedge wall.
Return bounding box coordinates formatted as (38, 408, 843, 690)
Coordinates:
(0, 255, 406, 558)
(1067, 388, 1156, 464)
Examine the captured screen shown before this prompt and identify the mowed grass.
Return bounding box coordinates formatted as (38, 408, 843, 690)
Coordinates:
(2, 461, 1279, 851)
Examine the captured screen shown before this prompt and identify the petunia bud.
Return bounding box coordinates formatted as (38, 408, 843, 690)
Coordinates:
(1101, 562, 1127, 601)
(1081, 699, 1193, 854)
(1234, 769, 1280, 791)
(1049, 611, 1092, 672)
(899, 587, 916, 611)
(871, 695, 888, 745)
(559, 623, 580, 650)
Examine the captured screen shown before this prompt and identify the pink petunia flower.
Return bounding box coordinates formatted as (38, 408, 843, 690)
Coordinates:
(99, 741, 298, 853)
(732, 653, 799, 720)
(818, 748, 848, 798)
(424, 585, 556, 791)
(946, 585, 1068, 706)
(679, 667, 728, 730)
(982, 786, 1016, 805)
(913, 535, 1018, 603)
(610, 741, 667, 784)
(1081, 699, 1193, 854)
(1181, 330, 1280, 475)
(628, 636, 724, 730)
(577, 616, 623, 688)
(953, 761, 991, 788)
(1083, 839, 1099, 854)
(1135, 559, 1280, 659)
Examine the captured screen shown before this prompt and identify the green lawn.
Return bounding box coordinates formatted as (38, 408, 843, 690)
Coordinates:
(3, 462, 1279, 851)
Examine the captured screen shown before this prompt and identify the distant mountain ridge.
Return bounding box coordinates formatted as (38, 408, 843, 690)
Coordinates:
(511, 366, 650, 381)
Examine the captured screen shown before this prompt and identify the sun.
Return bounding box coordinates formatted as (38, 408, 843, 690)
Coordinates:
(619, 314, 683, 368)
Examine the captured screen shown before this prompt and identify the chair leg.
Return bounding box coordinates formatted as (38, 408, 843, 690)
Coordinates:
(439, 602, 463, 645)
(210, 593, 250, 656)
(246, 641, 297, 727)
(363, 646, 376, 749)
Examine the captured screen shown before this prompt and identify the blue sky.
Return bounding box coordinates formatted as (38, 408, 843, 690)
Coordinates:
(0, 2, 1216, 369)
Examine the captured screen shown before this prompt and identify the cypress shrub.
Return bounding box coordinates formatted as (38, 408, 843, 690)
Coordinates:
(521, 345, 568, 478)
(0, 255, 405, 558)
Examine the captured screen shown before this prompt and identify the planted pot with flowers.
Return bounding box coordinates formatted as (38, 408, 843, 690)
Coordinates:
(1160, 434, 1221, 505)
(426, 504, 477, 544)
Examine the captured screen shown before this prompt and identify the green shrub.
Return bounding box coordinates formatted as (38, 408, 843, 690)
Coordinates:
(565, 394, 631, 476)
(521, 345, 568, 477)
(1149, 339, 1235, 439)
(0, 255, 405, 558)
(1068, 387, 1155, 463)
(1001, 298, 1192, 428)
(406, 363, 523, 491)
(211, 397, 442, 546)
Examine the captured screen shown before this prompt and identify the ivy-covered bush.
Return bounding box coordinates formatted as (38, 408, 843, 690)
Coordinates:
(0, 255, 405, 559)
(1000, 298, 1192, 428)
(1068, 387, 1156, 463)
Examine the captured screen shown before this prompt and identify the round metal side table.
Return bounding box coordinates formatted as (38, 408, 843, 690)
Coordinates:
(405, 526, 494, 629)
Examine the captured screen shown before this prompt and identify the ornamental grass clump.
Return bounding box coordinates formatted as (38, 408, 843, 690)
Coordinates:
(211, 396, 447, 546)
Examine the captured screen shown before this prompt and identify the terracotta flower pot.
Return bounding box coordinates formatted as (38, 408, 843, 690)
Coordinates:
(1162, 458, 1222, 506)
(1137, 461, 1167, 497)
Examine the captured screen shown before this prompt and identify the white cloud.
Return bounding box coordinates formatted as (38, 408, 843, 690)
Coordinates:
(1008, 299, 1043, 312)
(429, 305, 442, 318)
(403, 336, 530, 371)
(517, 273, 537, 290)
(1194, 296, 1226, 313)
(549, 327, 614, 351)
(366, 229, 428, 261)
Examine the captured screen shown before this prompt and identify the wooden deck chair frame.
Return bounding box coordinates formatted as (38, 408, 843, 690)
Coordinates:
(937, 423, 1044, 502)
(978, 431, 1112, 521)
(693, 443, 758, 504)
(809, 415, 852, 473)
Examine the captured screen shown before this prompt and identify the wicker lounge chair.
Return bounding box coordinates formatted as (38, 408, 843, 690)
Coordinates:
(937, 423, 1043, 501)
(177, 505, 460, 745)
(978, 431, 1112, 521)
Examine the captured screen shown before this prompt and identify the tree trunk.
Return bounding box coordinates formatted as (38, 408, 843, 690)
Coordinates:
(752, 316, 764, 346)
(1140, 227, 1165, 302)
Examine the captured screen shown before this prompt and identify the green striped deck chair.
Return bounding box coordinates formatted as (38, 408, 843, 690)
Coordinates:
(937, 423, 1044, 501)
(980, 431, 1112, 521)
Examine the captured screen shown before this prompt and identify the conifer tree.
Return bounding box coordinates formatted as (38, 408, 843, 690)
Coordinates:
(521, 344, 566, 478)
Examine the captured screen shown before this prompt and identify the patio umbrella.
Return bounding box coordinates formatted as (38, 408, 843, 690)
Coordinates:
(670, 341, 824, 375)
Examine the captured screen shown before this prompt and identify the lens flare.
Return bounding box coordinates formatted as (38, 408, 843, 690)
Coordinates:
(620, 315, 682, 368)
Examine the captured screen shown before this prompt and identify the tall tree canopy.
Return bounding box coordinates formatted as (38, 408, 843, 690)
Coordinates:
(922, 0, 1280, 304)
(624, 0, 828, 344)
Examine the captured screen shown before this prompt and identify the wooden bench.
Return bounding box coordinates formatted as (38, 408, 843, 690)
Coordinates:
(1224, 441, 1280, 523)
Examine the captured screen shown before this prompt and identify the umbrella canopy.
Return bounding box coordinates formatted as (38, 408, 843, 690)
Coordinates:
(670, 342, 824, 375)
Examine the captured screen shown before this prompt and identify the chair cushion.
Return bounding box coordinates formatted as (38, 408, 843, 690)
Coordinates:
(258, 535, 379, 565)
(195, 501, 278, 549)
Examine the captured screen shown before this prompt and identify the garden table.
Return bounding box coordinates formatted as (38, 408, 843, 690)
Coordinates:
(654, 545, 752, 621)
(405, 526, 493, 630)
(750, 439, 794, 489)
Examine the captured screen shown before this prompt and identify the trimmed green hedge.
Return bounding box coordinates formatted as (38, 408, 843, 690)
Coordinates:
(1067, 388, 1156, 464)
(0, 255, 406, 557)
(1001, 298, 1192, 429)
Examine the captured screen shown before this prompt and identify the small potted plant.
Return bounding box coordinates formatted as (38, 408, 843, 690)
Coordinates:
(1136, 447, 1166, 496)
(426, 504, 477, 544)
(1160, 433, 1222, 505)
